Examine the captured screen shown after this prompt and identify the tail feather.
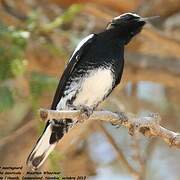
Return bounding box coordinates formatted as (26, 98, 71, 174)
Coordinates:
(26, 119, 72, 170)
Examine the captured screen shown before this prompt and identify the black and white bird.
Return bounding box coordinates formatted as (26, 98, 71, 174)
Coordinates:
(27, 13, 150, 169)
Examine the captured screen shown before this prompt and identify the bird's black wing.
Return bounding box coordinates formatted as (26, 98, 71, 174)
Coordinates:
(51, 34, 96, 110)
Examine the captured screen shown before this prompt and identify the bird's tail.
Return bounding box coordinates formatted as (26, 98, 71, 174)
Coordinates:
(26, 119, 73, 170)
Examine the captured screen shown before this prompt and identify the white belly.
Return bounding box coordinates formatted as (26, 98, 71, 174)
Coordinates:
(73, 68, 114, 107)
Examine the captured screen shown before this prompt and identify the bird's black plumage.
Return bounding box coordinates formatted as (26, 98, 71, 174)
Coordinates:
(51, 34, 96, 110)
(27, 13, 146, 169)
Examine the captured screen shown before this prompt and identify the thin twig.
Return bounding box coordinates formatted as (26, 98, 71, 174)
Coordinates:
(139, 138, 157, 180)
(39, 108, 180, 148)
(0, 119, 35, 146)
(130, 134, 144, 170)
(96, 122, 138, 175)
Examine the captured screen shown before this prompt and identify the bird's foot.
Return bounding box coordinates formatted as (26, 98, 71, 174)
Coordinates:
(77, 105, 93, 123)
(111, 122, 121, 128)
(66, 103, 93, 123)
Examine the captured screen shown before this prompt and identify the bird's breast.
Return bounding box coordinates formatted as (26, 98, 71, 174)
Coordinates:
(73, 68, 114, 107)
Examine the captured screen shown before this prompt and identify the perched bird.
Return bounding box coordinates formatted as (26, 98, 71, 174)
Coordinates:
(27, 13, 150, 169)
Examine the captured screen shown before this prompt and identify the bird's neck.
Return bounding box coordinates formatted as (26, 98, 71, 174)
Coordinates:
(100, 28, 133, 45)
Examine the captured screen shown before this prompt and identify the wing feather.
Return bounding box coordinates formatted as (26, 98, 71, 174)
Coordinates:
(51, 34, 96, 110)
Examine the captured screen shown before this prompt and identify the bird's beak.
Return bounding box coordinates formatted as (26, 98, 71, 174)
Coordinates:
(139, 16, 160, 22)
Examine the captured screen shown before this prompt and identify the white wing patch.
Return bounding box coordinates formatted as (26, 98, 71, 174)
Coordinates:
(73, 68, 114, 107)
(56, 80, 80, 110)
(69, 34, 94, 62)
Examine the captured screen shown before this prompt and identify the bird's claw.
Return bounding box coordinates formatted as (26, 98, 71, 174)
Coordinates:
(111, 122, 121, 128)
(67, 103, 93, 123)
(78, 105, 93, 123)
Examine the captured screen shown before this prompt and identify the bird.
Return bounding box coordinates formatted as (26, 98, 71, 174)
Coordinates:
(27, 13, 152, 170)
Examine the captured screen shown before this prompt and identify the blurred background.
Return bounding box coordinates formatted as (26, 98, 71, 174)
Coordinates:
(0, 0, 180, 179)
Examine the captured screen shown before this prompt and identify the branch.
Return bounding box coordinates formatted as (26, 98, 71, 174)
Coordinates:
(39, 109, 180, 148)
(1, 0, 28, 21)
(0, 110, 34, 146)
(126, 52, 180, 76)
(0, 120, 35, 146)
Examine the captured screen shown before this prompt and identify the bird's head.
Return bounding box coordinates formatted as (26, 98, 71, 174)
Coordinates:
(106, 13, 158, 44)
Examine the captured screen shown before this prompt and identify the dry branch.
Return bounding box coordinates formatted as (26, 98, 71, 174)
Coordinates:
(39, 108, 180, 148)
